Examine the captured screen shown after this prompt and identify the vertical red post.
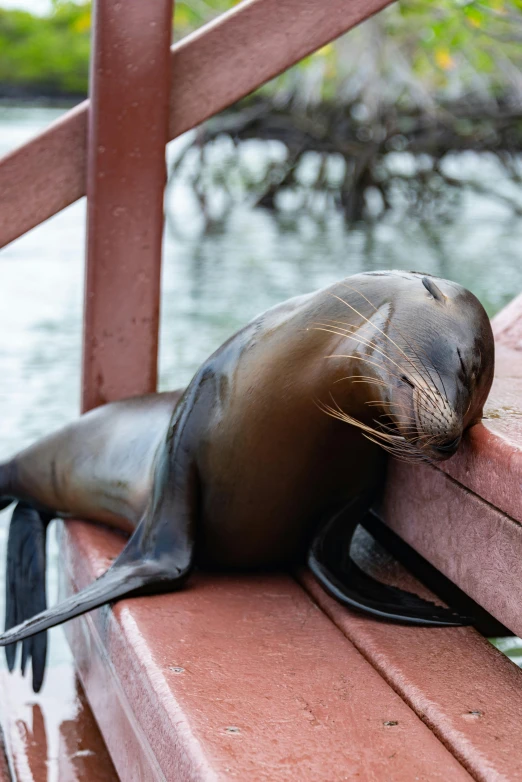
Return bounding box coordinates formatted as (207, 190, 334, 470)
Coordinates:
(82, 0, 174, 412)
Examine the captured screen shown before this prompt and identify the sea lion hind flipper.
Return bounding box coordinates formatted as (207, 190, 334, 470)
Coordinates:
(308, 551, 470, 626)
(308, 503, 471, 627)
(5, 502, 50, 692)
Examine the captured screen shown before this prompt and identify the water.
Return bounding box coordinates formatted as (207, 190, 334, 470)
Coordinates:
(1, 105, 522, 679)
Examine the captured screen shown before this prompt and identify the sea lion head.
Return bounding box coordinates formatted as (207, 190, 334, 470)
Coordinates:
(317, 271, 494, 464)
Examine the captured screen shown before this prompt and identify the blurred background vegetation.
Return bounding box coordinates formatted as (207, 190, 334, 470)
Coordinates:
(1, 0, 522, 221)
(1, 0, 522, 100)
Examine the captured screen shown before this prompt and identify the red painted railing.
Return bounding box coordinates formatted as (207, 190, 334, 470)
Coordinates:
(0, 0, 394, 408)
(0, 0, 393, 251)
(82, 0, 174, 410)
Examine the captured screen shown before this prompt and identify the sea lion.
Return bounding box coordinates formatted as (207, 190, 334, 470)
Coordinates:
(0, 270, 494, 691)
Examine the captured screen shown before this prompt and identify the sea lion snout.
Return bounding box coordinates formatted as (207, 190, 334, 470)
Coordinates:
(409, 381, 463, 461)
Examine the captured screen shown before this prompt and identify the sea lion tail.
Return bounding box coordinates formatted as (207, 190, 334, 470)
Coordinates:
(4, 502, 50, 692)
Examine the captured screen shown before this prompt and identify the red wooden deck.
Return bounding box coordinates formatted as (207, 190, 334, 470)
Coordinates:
(61, 520, 479, 781)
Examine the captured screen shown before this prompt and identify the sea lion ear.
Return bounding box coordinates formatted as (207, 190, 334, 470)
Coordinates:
(422, 276, 446, 303)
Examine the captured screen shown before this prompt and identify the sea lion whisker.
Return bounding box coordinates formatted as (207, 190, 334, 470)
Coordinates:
(328, 295, 441, 401)
(373, 425, 411, 441)
(375, 418, 438, 444)
(331, 310, 450, 420)
(377, 424, 446, 456)
(326, 354, 444, 426)
(330, 283, 451, 416)
(373, 410, 415, 420)
(314, 326, 408, 378)
(325, 354, 412, 387)
(334, 296, 433, 393)
(367, 401, 416, 417)
(324, 350, 431, 422)
(318, 320, 420, 379)
(322, 316, 450, 420)
(338, 282, 379, 313)
(350, 380, 388, 387)
(318, 320, 394, 358)
(339, 375, 387, 383)
(319, 398, 402, 445)
(368, 419, 427, 450)
(325, 351, 446, 426)
(351, 279, 451, 407)
(374, 416, 419, 428)
(390, 325, 449, 404)
(380, 439, 431, 460)
(378, 418, 419, 430)
(333, 376, 388, 387)
(361, 435, 430, 464)
(374, 414, 420, 430)
(406, 385, 452, 425)
(393, 330, 452, 420)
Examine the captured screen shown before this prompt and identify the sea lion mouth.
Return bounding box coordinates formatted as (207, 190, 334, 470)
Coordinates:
(427, 434, 462, 460)
(433, 435, 461, 453)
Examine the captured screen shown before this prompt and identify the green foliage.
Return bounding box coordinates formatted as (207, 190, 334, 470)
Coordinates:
(392, 0, 522, 95)
(0, 3, 90, 95)
(0, 0, 521, 101)
(261, 0, 522, 107)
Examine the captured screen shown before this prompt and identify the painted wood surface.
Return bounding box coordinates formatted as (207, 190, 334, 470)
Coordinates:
(82, 0, 174, 410)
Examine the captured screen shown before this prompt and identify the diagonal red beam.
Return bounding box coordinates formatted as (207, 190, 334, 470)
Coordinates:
(0, 0, 393, 250)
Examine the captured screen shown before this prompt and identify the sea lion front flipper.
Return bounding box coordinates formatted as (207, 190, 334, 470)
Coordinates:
(0, 442, 197, 668)
(308, 505, 470, 627)
(5, 502, 51, 692)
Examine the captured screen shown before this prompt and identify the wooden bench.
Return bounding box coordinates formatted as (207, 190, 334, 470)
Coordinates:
(59, 501, 522, 779)
(54, 295, 522, 780)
